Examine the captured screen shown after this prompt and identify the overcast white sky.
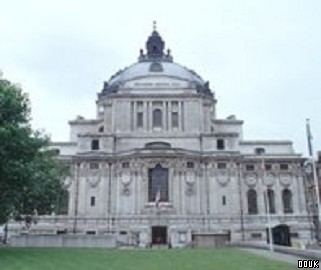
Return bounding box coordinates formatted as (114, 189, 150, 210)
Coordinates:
(1, 0, 320, 156)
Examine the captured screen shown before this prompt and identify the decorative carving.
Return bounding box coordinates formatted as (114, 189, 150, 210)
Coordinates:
(217, 175, 230, 187)
(86, 177, 101, 188)
(262, 173, 276, 187)
(186, 182, 195, 196)
(245, 173, 257, 187)
(186, 171, 196, 184)
(279, 173, 292, 187)
(121, 172, 132, 196)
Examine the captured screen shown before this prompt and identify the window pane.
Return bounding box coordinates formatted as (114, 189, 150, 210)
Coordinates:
(282, 189, 293, 213)
(280, 164, 289, 170)
(217, 139, 225, 150)
(187, 162, 194, 168)
(91, 140, 99, 150)
(137, 112, 143, 127)
(90, 196, 95, 206)
(247, 189, 258, 214)
(153, 109, 162, 127)
(217, 163, 227, 169)
(89, 162, 99, 169)
(246, 164, 255, 171)
(171, 112, 178, 127)
(148, 164, 168, 202)
(267, 189, 276, 214)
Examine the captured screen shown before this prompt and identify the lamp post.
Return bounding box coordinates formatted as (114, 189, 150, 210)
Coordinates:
(306, 119, 320, 242)
(257, 148, 274, 252)
(305, 160, 320, 242)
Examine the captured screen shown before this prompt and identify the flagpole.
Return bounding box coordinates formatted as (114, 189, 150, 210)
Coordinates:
(258, 148, 274, 252)
(306, 119, 320, 242)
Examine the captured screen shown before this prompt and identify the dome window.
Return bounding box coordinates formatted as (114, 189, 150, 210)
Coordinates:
(98, 126, 104, 133)
(255, 147, 266, 155)
(149, 62, 163, 72)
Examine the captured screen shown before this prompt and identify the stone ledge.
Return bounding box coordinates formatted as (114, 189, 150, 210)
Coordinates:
(231, 241, 321, 260)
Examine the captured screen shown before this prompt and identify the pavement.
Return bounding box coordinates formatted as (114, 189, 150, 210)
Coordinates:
(240, 248, 306, 265)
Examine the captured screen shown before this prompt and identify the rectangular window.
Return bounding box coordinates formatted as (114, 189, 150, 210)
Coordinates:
(137, 112, 143, 128)
(265, 164, 272, 171)
(217, 139, 225, 150)
(280, 164, 289, 170)
(251, 233, 262, 239)
(171, 112, 179, 128)
(89, 162, 99, 169)
(90, 196, 95, 206)
(246, 164, 255, 171)
(171, 101, 178, 107)
(148, 166, 169, 202)
(122, 162, 129, 169)
(222, 196, 226, 205)
(217, 163, 227, 169)
(91, 139, 99, 150)
(187, 162, 194, 168)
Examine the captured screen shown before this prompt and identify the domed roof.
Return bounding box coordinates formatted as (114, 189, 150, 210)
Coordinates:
(108, 61, 204, 86)
(99, 24, 212, 98)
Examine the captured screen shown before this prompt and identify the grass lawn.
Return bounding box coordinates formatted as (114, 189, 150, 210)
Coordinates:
(0, 247, 294, 270)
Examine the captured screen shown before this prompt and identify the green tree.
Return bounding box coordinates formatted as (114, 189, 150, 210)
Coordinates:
(0, 77, 68, 226)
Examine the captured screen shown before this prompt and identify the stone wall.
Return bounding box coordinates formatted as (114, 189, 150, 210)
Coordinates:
(10, 235, 116, 248)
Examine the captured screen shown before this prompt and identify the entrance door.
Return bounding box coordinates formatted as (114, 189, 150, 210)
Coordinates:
(266, 224, 291, 246)
(152, 226, 167, 244)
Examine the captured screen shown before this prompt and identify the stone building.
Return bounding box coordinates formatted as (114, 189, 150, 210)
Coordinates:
(10, 27, 312, 247)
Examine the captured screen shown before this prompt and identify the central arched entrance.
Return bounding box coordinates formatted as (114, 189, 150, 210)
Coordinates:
(152, 226, 167, 244)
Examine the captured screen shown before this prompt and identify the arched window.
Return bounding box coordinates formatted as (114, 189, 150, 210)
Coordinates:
(153, 109, 162, 127)
(266, 189, 276, 214)
(148, 164, 168, 202)
(282, 189, 293, 214)
(98, 126, 104, 133)
(247, 189, 258, 214)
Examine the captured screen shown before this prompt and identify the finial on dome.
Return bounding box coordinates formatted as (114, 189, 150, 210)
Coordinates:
(153, 20, 157, 31)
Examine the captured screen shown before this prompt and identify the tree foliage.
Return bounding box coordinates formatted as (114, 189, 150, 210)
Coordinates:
(0, 78, 68, 225)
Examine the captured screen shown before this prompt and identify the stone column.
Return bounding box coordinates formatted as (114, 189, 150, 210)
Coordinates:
(294, 174, 304, 214)
(165, 101, 169, 131)
(257, 179, 265, 215)
(133, 101, 137, 131)
(168, 102, 172, 132)
(169, 167, 174, 204)
(111, 101, 115, 132)
(178, 101, 182, 131)
(275, 175, 283, 215)
(181, 101, 185, 131)
(143, 102, 147, 132)
(178, 171, 182, 214)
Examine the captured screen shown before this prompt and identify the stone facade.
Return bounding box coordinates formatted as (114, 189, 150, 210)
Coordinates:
(9, 28, 312, 247)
